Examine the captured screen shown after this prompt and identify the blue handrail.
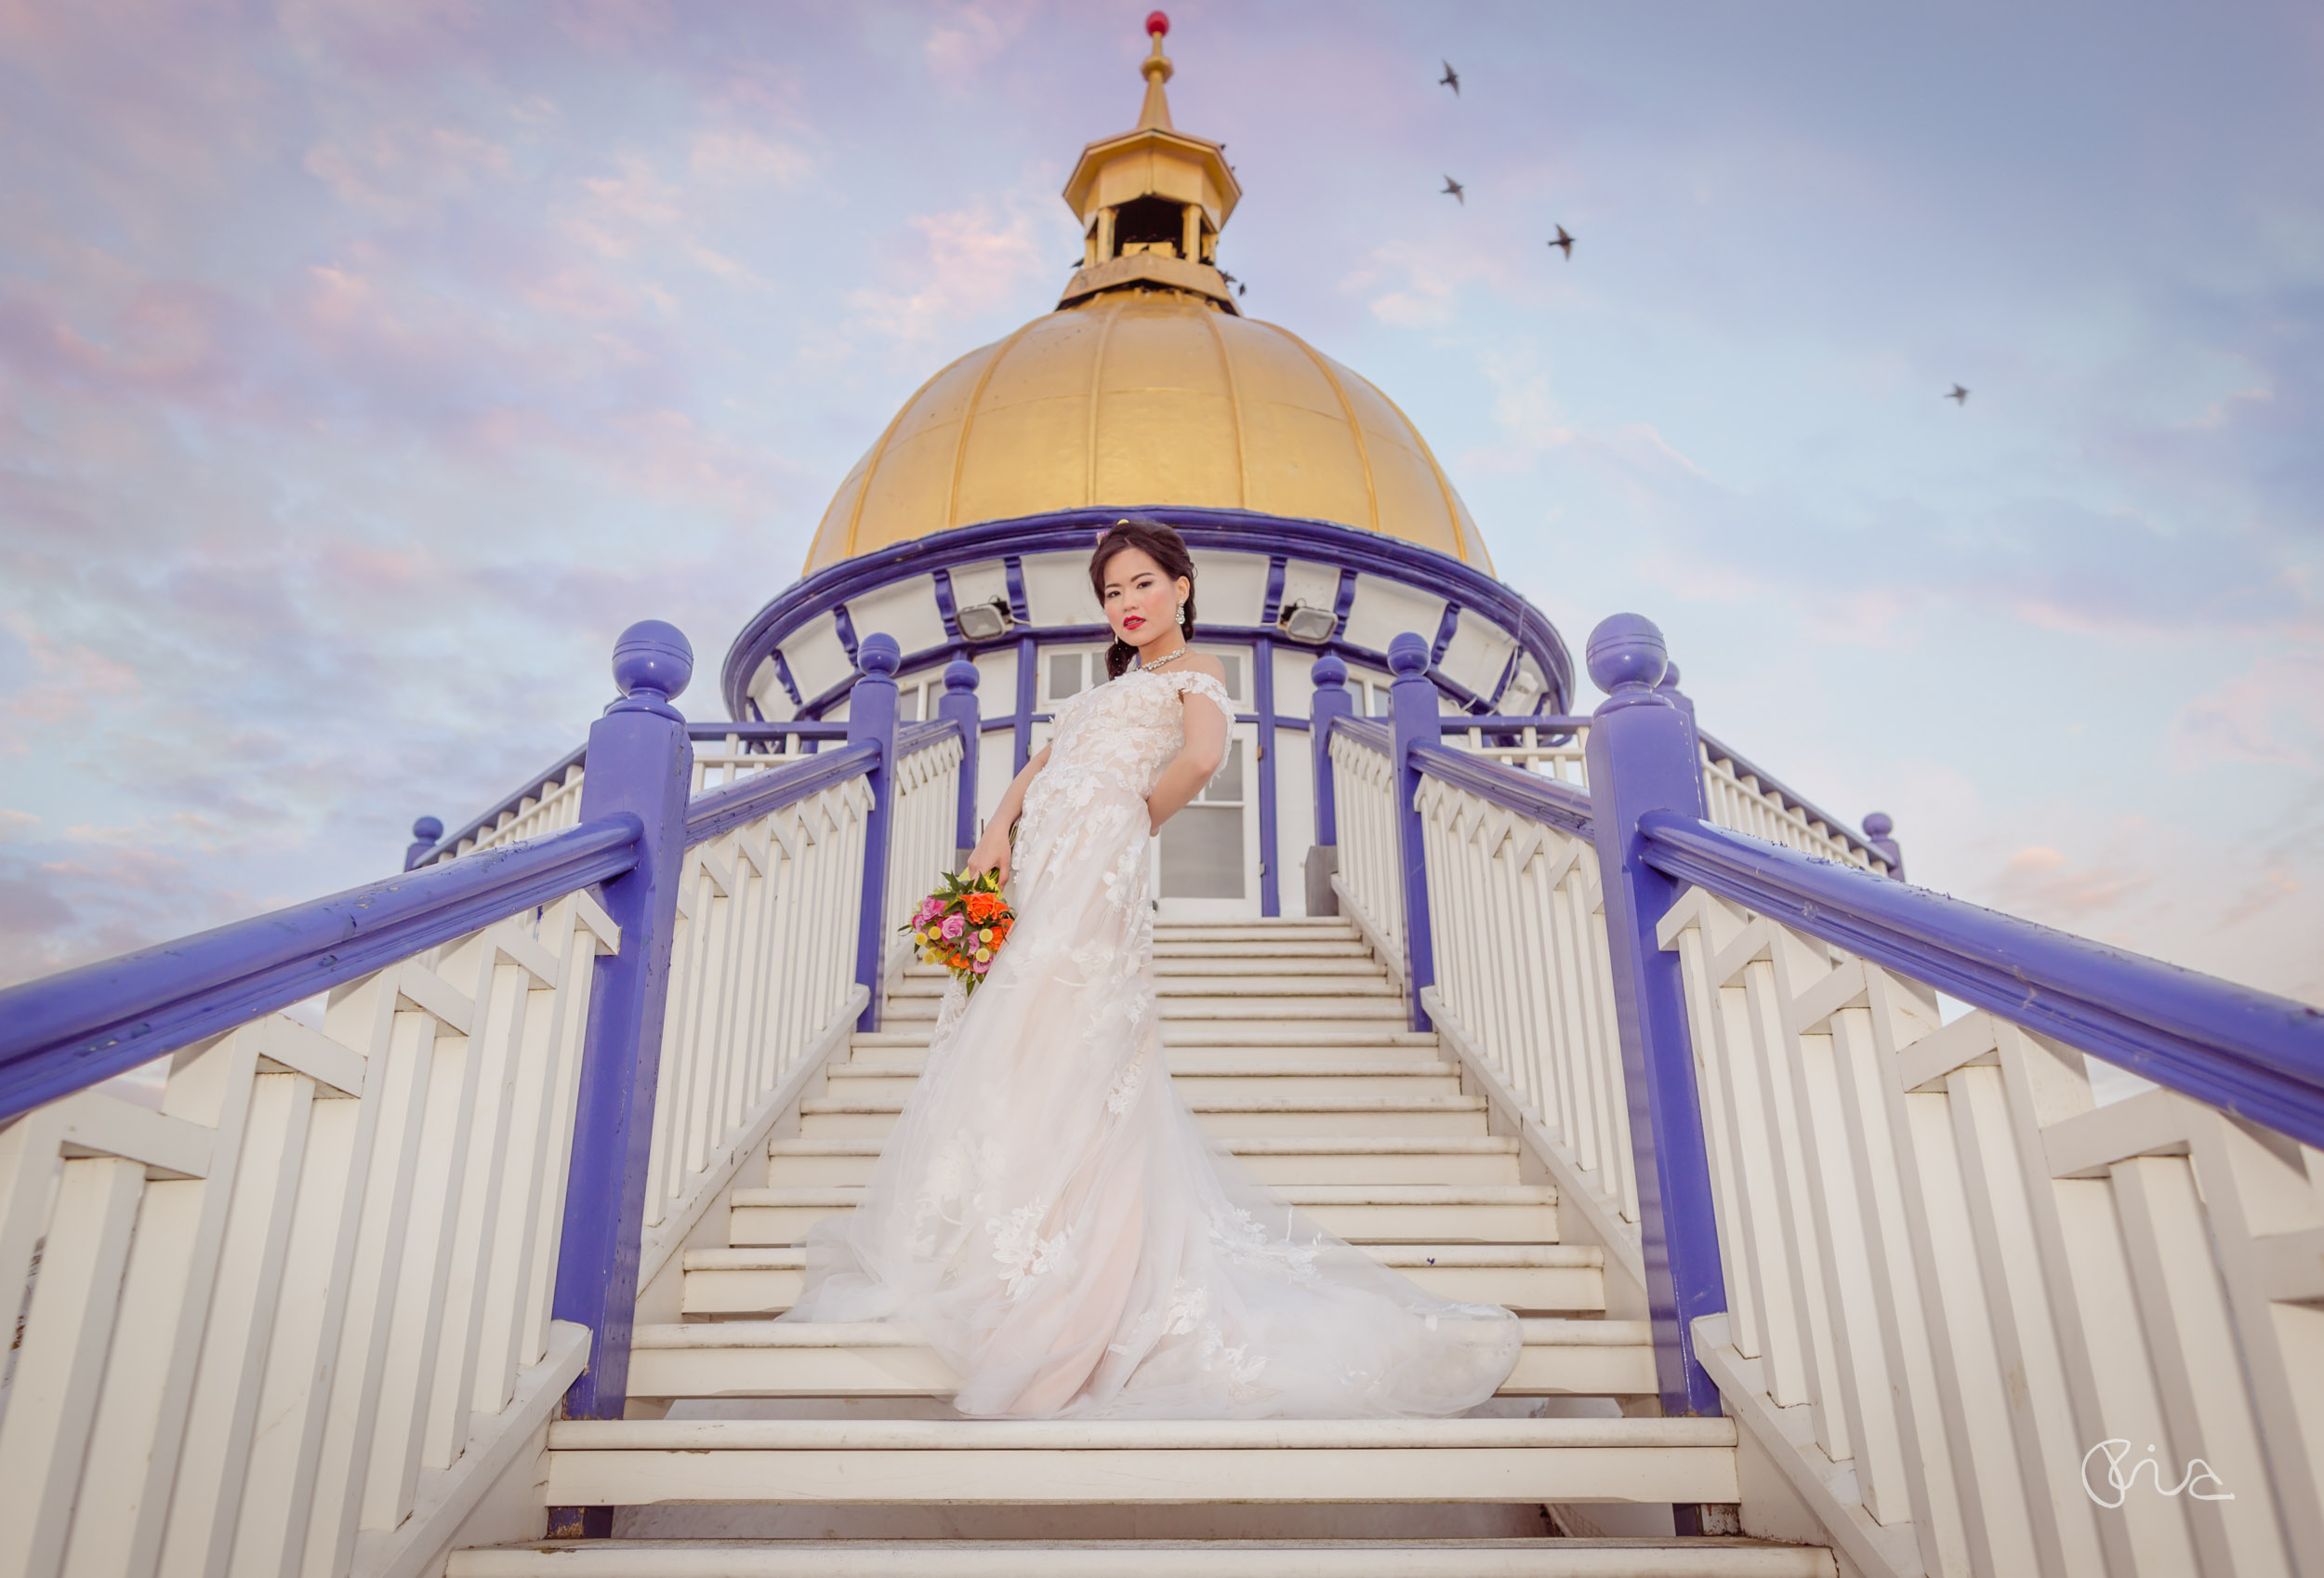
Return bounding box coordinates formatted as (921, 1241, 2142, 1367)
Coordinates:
(0, 816, 645, 1123)
(1640, 811, 2324, 1150)
(686, 743, 878, 847)
(1410, 742, 1594, 837)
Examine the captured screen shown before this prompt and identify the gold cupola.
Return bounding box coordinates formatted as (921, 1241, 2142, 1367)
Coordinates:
(1057, 11, 1242, 312)
(799, 13, 1496, 577)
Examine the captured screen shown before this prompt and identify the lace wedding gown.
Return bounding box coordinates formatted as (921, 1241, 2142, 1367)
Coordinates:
(783, 664, 1522, 1418)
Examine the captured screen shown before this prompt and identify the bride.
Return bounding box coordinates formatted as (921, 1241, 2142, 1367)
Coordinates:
(782, 519, 1522, 1418)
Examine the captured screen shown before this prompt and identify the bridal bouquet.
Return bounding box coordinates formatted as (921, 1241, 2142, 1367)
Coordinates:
(903, 869, 1015, 995)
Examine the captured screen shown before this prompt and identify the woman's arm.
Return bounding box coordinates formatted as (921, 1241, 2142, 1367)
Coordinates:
(1145, 666, 1230, 834)
(964, 742, 1051, 883)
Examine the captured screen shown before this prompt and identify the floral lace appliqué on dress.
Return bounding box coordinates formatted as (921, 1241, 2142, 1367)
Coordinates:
(781, 663, 1522, 1419)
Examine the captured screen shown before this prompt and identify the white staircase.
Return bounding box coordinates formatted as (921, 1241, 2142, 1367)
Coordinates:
(452, 919, 1836, 1577)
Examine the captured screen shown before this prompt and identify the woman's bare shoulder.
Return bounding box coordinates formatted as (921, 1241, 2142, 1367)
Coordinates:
(1176, 652, 1230, 686)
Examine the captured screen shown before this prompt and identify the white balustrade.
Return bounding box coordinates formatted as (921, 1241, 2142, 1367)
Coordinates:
(1413, 775, 1641, 1243)
(0, 895, 615, 1578)
(447, 738, 824, 863)
(1658, 887, 2324, 1578)
(881, 733, 967, 974)
(1444, 723, 1885, 874)
(637, 776, 875, 1286)
(1326, 728, 1404, 964)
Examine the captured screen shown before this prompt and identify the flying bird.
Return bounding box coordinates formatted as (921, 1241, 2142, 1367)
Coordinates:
(1439, 60, 1459, 94)
(1442, 176, 1465, 205)
(1947, 384, 1969, 405)
(1548, 224, 1574, 259)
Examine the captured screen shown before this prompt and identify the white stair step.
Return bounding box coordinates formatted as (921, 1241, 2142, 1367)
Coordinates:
(889, 975, 1401, 1001)
(539, 1416, 1742, 1506)
(799, 1096, 1491, 1140)
(624, 1319, 1653, 1400)
(1157, 940, 1379, 959)
(822, 1064, 1462, 1103)
(1153, 921, 1358, 937)
(1153, 957, 1392, 976)
(729, 1185, 1555, 1246)
(765, 1134, 1522, 1188)
(450, 1538, 1838, 1578)
(851, 1028, 1441, 1051)
(881, 999, 1410, 1026)
(681, 1245, 1606, 1318)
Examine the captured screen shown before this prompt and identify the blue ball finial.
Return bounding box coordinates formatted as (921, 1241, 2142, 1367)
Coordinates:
(1312, 654, 1348, 687)
(858, 631, 901, 677)
(943, 658, 979, 693)
(612, 620, 693, 709)
(1387, 631, 1430, 678)
(1863, 812, 1894, 839)
(1586, 614, 1668, 697)
(411, 815, 443, 842)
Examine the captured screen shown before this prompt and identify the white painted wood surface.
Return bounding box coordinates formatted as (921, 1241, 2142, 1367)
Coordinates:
(1659, 884, 2324, 1578)
(0, 896, 614, 1578)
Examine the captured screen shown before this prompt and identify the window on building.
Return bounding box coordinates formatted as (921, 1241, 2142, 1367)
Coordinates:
(1159, 737, 1246, 899)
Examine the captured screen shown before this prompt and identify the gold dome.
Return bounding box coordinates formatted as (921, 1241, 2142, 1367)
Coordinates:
(802, 288, 1495, 576)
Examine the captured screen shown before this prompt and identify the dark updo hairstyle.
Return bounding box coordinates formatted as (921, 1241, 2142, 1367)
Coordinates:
(1089, 517, 1198, 680)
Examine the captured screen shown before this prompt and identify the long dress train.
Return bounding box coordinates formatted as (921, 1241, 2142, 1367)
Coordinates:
(781, 664, 1523, 1418)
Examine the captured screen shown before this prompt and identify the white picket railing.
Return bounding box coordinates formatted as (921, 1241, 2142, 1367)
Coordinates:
(1657, 886, 2324, 1578)
(0, 895, 614, 1578)
(636, 776, 874, 1289)
(1441, 722, 1885, 874)
(1326, 725, 1405, 968)
(1413, 774, 1642, 1245)
(442, 738, 825, 864)
(882, 730, 967, 971)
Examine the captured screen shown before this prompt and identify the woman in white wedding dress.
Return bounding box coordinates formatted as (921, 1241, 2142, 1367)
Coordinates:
(782, 520, 1522, 1418)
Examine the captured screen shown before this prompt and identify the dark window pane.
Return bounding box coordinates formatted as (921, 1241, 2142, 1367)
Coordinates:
(1049, 652, 1082, 698)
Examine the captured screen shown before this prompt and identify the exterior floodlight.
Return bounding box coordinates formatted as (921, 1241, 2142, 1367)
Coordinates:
(955, 598, 1015, 641)
(1276, 601, 1337, 645)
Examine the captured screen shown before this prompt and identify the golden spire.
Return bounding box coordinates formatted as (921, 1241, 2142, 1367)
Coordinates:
(1058, 10, 1243, 313)
(1137, 11, 1174, 131)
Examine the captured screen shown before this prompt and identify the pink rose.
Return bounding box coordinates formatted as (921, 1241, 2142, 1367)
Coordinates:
(940, 913, 966, 940)
(972, 956, 991, 973)
(916, 896, 942, 924)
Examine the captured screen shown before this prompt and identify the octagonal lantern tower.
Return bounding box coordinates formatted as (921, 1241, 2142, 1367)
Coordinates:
(720, 15, 1575, 921)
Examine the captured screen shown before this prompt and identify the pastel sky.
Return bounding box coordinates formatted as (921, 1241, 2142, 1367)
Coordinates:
(3, 0, 2318, 1003)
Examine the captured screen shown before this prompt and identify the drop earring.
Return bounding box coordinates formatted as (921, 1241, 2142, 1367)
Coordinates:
(1175, 603, 1186, 626)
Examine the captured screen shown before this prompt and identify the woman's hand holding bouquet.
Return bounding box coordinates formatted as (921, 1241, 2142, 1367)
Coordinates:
(903, 869, 1015, 996)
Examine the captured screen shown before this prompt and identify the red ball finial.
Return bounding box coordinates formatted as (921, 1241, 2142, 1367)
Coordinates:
(1146, 10, 1169, 38)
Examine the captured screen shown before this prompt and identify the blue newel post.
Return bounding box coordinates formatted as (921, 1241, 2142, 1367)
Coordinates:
(1304, 655, 1353, 917)
(849, 633, 902, 1031)
(548, 619, 694, 1538)
(935, 657, 982, 868)
(403, 816, 442, 871)
(1386, 633, 1439, 1031)
(1581, 615, 1730, 1456)
(1864, 811, 1906, 880)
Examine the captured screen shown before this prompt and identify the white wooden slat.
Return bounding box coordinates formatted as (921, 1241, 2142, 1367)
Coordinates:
(360, 988, 485, 1533)
(471, 968, 564, 1413)
(154, 1072, 318, 1578)
(53, 1088, 214, 1179)
(520, 908, 606, 1370)
(0, 1156, 146, 1578)
(58, 1030, 265, 1578)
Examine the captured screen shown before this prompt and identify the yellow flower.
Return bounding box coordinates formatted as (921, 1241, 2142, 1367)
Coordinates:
(975, 946, 992, 962)
(978, 927, 993, 943)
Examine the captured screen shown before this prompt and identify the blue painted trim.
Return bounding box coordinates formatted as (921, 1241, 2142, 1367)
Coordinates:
(847, 636, 902, 1033)
(771, 648, 804, 709)
(1430, 604, 1461, 666)
(1331, 565, 1359, 634)
(552, 683, 694, 1421)
(931, 567, 962, 640)
(935, 660, 983, 854)
(1387, 634, 1440, 1033)
(1261, 555, 1288, 625)
(1332, 715, 1393, 757)
(1409, 743, 1593, 837)
(1013, 633, 1038, 773)
(1003, 557, 1031, 622)
(1487, 647, 1519, 709)
(1581, 646, 1726, 1420)
(1641, 813, 2324, 1150)
(684, 743, 879, 848)
(830, 603, 860, 665)
(1308, 657, 1354, 847)
(0, 817, 642, 1123)
(1253, 632, 1280, 917)
(720, 509, 1576, 722)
